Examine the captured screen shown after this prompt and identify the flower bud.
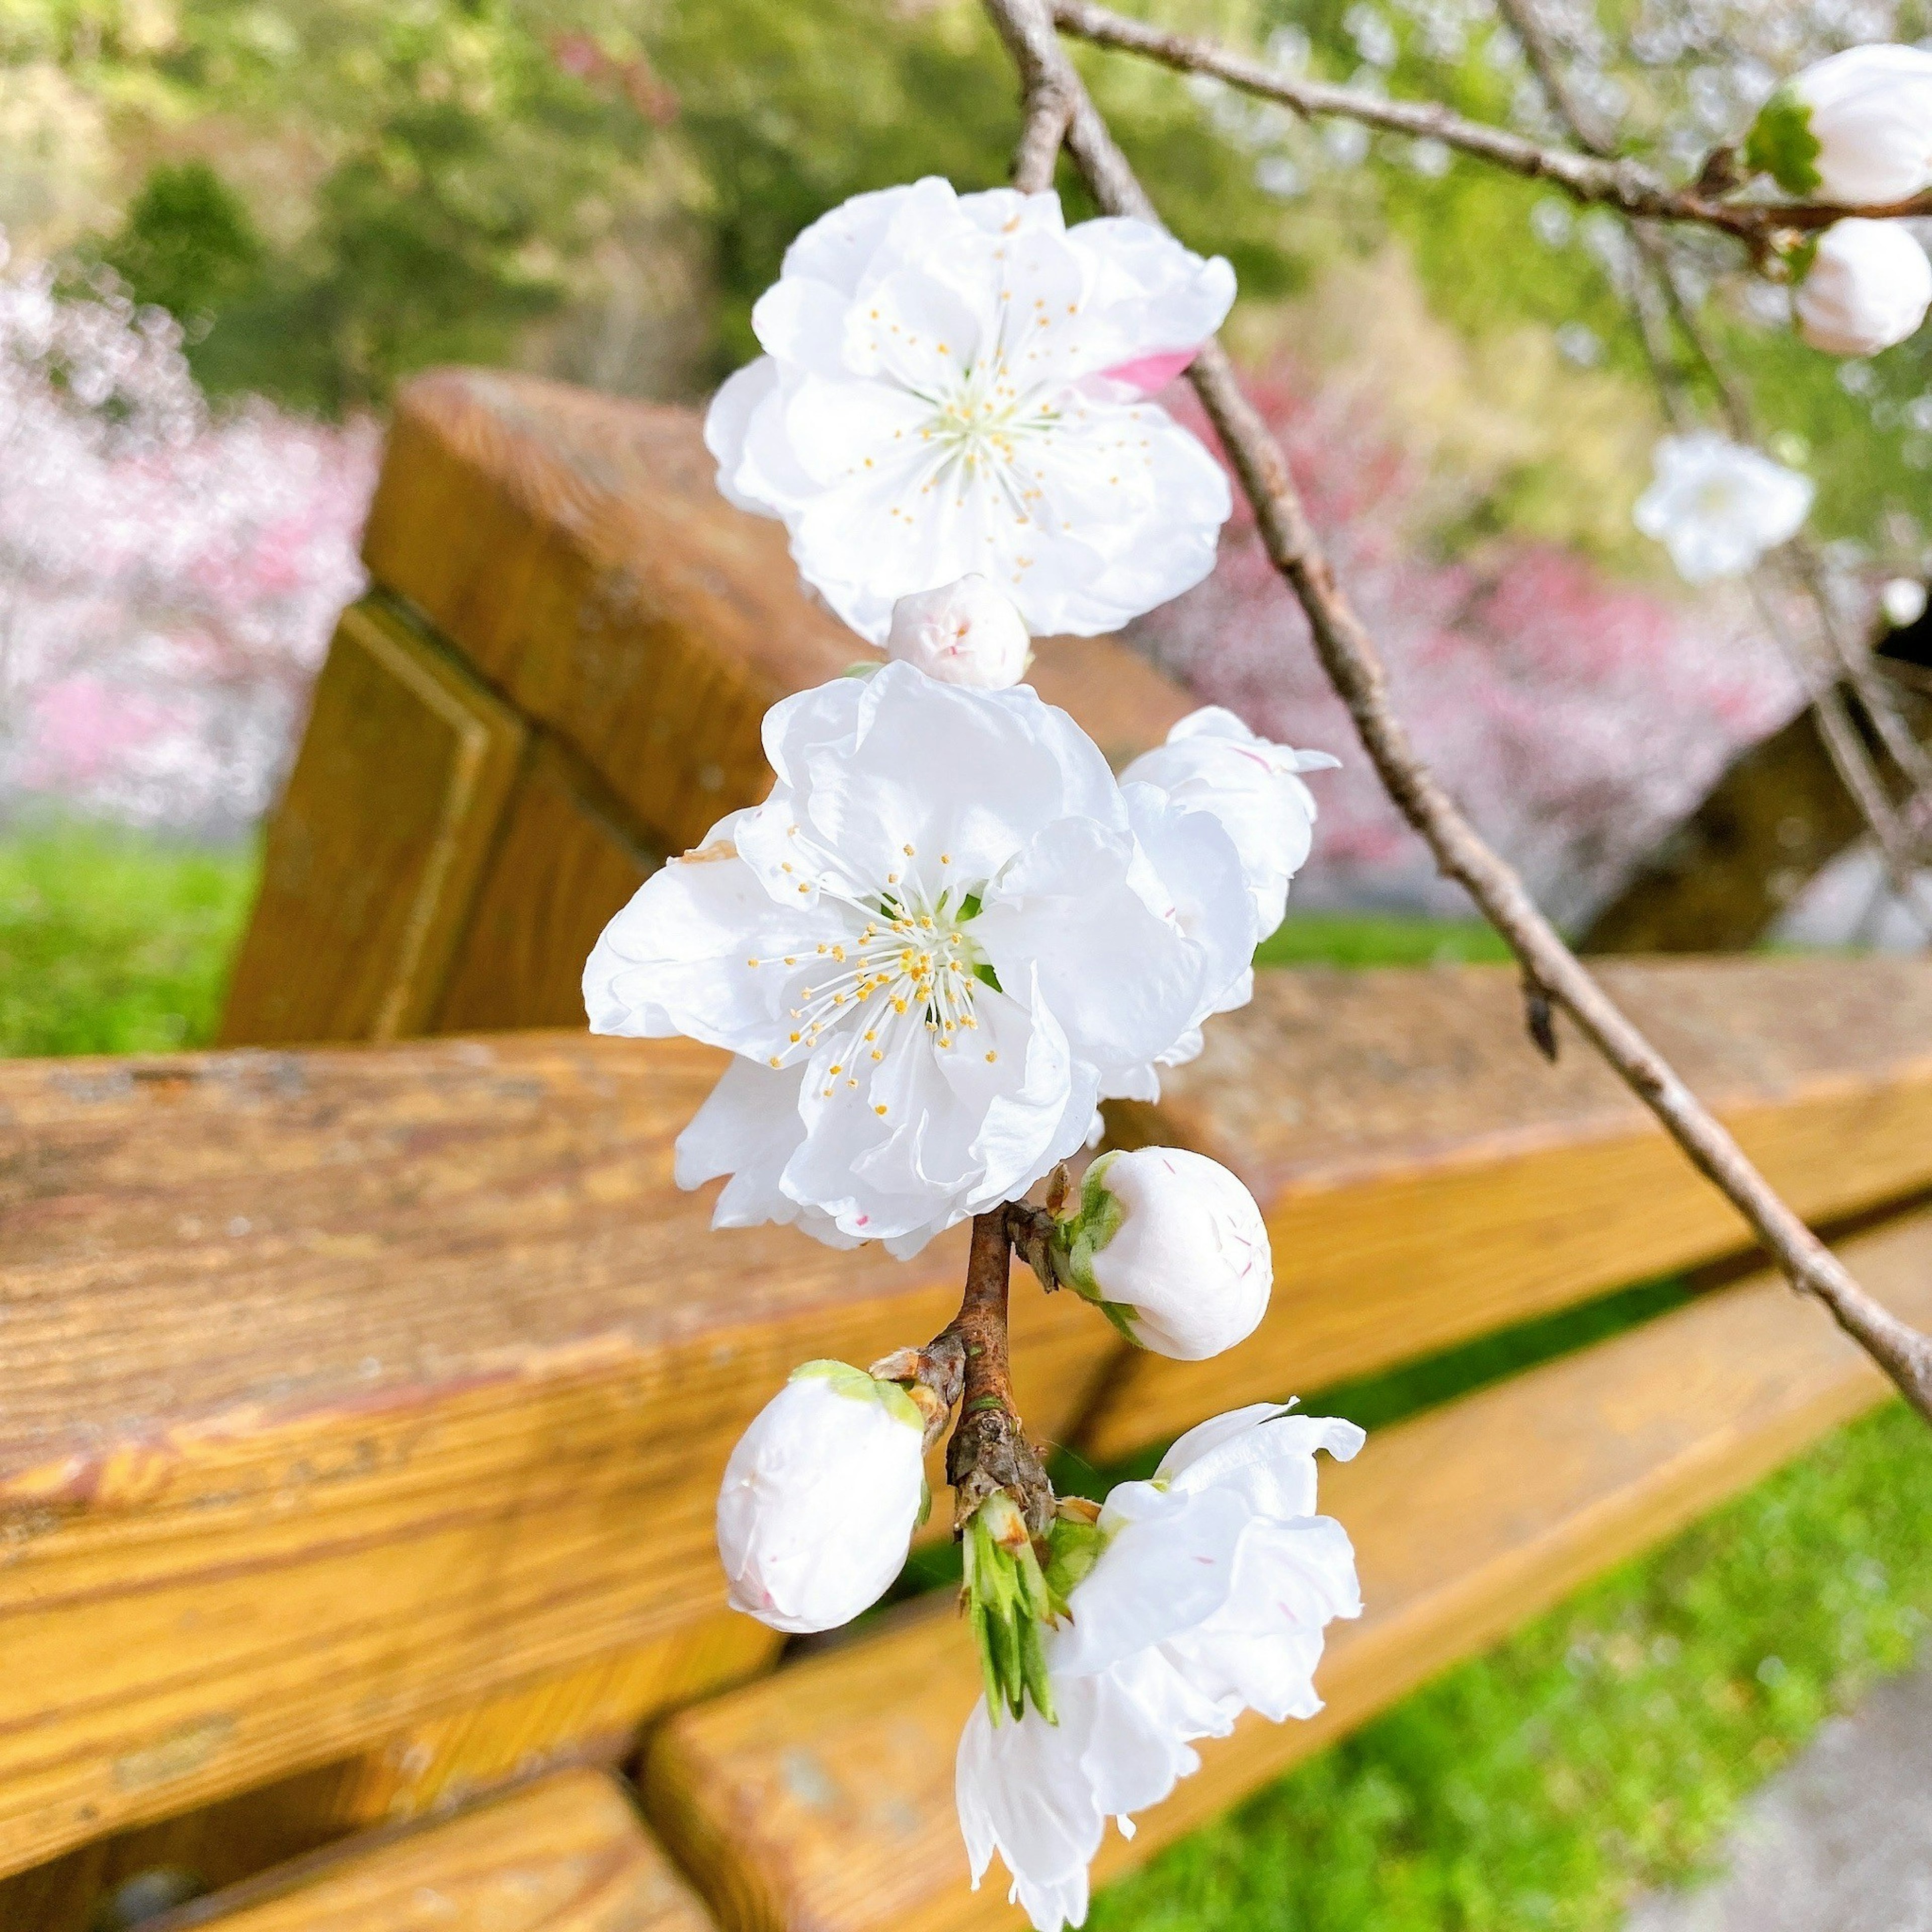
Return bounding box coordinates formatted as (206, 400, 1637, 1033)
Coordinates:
(1882, 577, 1927, 630)
(1060, 1147, 1271, 1361)
(1748, 45, 1932, 205)
(716, 1360, 927, 1634)
(884, 576, 1031, 689)
(1795, 220, 1932, 357)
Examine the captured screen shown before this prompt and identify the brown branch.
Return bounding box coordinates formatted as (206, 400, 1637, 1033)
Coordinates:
(943, 1209, 1054, 1535)
(1049, 0, 1932, 251)
(980, 0, 1932, 1423)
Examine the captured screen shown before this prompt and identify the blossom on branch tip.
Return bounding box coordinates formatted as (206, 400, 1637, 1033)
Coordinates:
(1122, 706, 1338, 940)
(1794, 219, 1932, 357)
(584, 663, 1266, 1254)
(1747, 44, 1932, 206)
(956, 1405, 1363, 1931)
(703, 177, 1235, 643)
(716, 1360, 928, 1634)
(1632, 433, 1813, 585)
(1056, 1146, 1272, 1360)
(886, 575, 1032, 688)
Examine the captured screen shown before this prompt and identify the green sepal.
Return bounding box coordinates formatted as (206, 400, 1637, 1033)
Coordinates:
(963, 1494, 1060, 1726)
(916, 1477, 932, 1531)
(1042, 1515, 1105, 1614)
(789, 1358, 923, 1431)
(1744, 87, 1822, 196)
(1057, 1149, 1128, 1299)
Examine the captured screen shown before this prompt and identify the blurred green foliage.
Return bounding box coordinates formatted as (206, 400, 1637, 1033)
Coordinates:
(0, 820, 254, 1056)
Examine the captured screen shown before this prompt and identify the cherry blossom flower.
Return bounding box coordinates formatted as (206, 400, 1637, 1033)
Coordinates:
(885, 574, 1031, 688)
(704, 177, 1235, 643)
(716, 1360, 928, 1633)
(1122, 706, 1338, 939)
(1795, 218, 1932, 357)
(1749, 44, 1932, 206)
(955, 1405, 1363, 1931)
(1632, 432, 1814, 585)
(584, 663, 1260, 1256)
(1056, 1146, 1272, 1360)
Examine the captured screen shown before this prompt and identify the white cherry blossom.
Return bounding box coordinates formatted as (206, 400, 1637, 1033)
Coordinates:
(717, 1360, 928, 1633)
(1632, 433, 1814, 585)
(1066, 1146, 1272, 1361)
(585, 663, 1257, 1255)
(1758, 44, 1932, 206)
(704, 177, 1235, 643)
(1122, 706, 1338, 939)
(885, 574, 1031, 688)
(956, 1405, 1363, 1930)
(1795, 219, 1932, 357)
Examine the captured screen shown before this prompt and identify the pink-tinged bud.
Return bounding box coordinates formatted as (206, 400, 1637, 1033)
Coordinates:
(1796, 220, 1932, 356)
(716, 1361, 927, 1634)
(884, 576, 1032, 688)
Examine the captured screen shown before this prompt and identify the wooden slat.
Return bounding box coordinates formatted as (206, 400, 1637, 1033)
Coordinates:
(145, 1769, 712, 1932)
(1084, 952, 1932, 1459)
(220, 601, 527, 1046)
(0, 1033, 1104, 1875)
(641, 1209, 1932, 1932)
(434, 739, 661, 1032)
(0, 1629, 764, 1932)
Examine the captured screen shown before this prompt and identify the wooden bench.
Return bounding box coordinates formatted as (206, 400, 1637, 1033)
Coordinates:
(137, 1769, 710, 1932)
(218, 373, 1196, 1048)
(5, 953, 1932, 1921)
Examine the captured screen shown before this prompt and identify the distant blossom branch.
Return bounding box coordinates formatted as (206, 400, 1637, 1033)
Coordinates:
(1049, 0, 1932, 259)
(982, 0, 1932, 1423)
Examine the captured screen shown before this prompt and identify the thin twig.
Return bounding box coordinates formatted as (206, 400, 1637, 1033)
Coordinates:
(980, 0, 1932, 1422)
(1050, 0, 1932, 253)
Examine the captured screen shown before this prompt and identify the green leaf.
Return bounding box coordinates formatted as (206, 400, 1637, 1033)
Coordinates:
(1744, 87, 1822, 196)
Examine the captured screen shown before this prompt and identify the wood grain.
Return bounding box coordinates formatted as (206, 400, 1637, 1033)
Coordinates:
(143, 1770, 712, 1932)
(1083, 952, 1932, 1459)
(435, 739, 661, 1032)
(220, 601, 526, 1046)
(0, 1629, 766, 1932)
(642, 1209, 1932, 1932)
(0, 1032, 1106, 1876)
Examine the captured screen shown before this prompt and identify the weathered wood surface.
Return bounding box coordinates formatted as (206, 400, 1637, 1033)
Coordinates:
(642, 1209, 1932, 1932)
(9, 955, 1932, 1871)
(223, 373, 1196, 1048)
(1089, 952, 1932, 1459)
(0, 1033, 1111, 1875)
(142, 1770, 713, 1932)
(220, 601, 527, 1045)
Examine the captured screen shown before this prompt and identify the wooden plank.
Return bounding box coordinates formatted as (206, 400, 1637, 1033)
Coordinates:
(220, 601, 527, 1047)
(143, 1769, 712, 1932)
(435, 740, 661, 1032)
(361, 372, 1192, 858)
(0, 1032, 1104, 1876)
(641, 1209, 1932, 1932)
(0, 1628, 766, 1932)
(1083, 952, 1932, 1460)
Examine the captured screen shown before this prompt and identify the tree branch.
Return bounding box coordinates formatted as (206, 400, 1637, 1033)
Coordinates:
(1048, 0, 1932, 251)
(980, 0, 1932, 1424)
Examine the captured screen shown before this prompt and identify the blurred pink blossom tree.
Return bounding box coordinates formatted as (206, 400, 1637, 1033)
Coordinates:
(0, 234, 376, 833)
(1130, 365, 1807, 926)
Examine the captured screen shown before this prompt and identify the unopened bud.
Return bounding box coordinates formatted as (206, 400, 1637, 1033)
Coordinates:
(1059, 1147, 1271, 1361)
(1795, 220, 1931, 357)
(1882, 577, 1928, 630)
(1747, 45, 1932, 206)
(884, 576, 1031, 689)
(716, 1360, 927, 1634)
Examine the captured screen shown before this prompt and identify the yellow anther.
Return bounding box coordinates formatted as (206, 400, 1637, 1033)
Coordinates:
(769, 1056, 782, 1068)
(986, 1051, 998, 1063)
(746, 957, 759, 968)
(875, 1103, 889, 1116)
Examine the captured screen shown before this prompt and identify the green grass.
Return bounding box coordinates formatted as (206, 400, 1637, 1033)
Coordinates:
(0, 820, 258, 1058)
(6, 832, 1923, 1927)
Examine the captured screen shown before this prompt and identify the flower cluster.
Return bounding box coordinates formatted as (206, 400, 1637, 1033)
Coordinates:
(1747, 46, 1932, 359)
(588, 176, 1353, 1932)
(704, 177, 1236, 643)
(958, 1406, 1363, 1932)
